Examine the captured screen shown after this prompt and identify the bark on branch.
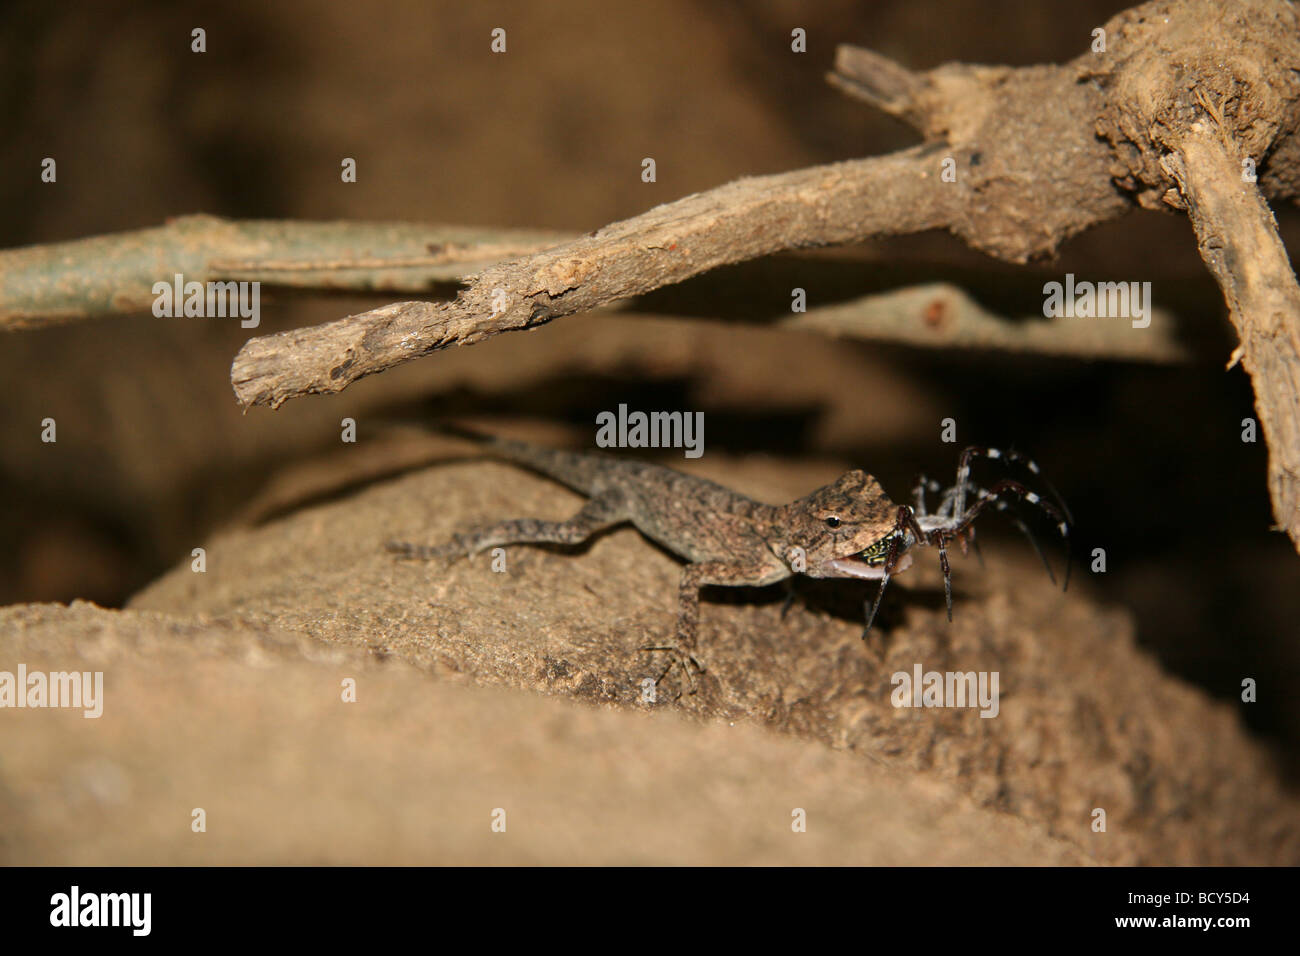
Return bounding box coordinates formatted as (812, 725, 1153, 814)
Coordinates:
(1164, 127, 1300, 539)
(230, 146, 968, 408)
(0, 216, 563, 330)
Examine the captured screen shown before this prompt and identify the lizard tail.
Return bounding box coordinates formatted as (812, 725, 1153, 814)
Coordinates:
(376, 418, 607, 496)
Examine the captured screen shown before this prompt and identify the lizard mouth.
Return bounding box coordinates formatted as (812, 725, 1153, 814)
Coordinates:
(825, 551, 912, 580)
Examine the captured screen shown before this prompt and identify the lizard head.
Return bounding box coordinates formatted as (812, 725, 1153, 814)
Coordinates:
(778, 469, 914, 580)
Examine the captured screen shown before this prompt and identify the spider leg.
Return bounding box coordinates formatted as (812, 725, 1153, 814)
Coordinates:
(862, 506, 921, 639)
(953, 445, 980, 517)
(957, 474, 1066, 585)
(779, 578, 797, 619)
(956, 446, 1074, 524)
(995, 446, 1074, 525)
(954, 479, 1071, 590)
(955, 479, 1067, 533)
(913, 475, 945, 517)
(862, 569, 893, 640)
(935, 532, 953, 621)
(991, 497, 1057, 586)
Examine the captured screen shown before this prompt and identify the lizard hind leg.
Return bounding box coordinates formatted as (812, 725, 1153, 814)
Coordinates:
(386, 491, 629, 562)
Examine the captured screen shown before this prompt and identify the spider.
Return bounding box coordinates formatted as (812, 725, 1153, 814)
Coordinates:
(857, 445, 1073, 636)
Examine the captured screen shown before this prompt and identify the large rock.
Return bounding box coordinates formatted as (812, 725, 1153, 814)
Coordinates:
(101, 445, 1300, 864)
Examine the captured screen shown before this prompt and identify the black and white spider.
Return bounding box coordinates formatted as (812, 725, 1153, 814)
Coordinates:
(858, 446, 1073, 636)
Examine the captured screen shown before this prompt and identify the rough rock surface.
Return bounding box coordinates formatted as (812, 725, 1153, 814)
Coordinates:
(18, 444, 1279, 865)
(2, 601, 1091, 865)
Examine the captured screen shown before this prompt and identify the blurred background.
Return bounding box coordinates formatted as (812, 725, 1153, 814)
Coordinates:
(1, 0, 1296, 771)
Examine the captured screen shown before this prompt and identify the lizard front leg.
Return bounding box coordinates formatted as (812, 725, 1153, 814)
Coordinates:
(644, 558, 789, 694)
(386, 491, 628, 561)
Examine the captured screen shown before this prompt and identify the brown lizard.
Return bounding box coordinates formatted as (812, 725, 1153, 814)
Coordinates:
(386, 428, 1069, 688)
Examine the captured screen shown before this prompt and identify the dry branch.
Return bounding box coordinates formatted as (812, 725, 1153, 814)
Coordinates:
(1164, 127, 1300, 539)
(230, 146, 964, 408)
(0, 215, 563, 330)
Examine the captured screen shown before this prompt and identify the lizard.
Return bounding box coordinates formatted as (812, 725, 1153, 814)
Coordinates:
(385, 427, 1069, 690)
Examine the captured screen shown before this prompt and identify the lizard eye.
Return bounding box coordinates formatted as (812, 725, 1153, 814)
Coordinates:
(825, 516, 841, 529)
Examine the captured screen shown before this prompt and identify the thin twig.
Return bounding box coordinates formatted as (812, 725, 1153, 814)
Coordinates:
(0, 215, 564, 330)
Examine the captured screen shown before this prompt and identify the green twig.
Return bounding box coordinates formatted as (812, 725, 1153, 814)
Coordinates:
(0, 214, 564, 330)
